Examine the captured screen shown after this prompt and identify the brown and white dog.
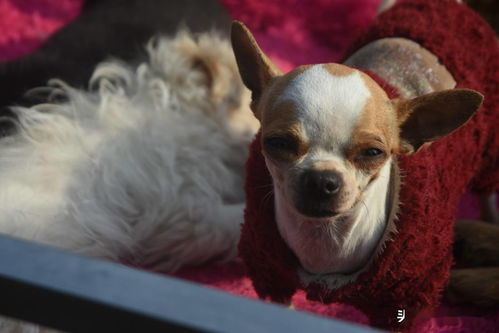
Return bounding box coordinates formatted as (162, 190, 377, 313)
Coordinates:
(232, 21, 482, 276)
(232, 0, 499, 329)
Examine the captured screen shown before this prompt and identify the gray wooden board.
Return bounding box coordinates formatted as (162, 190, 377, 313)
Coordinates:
(0, 234, 378, 332)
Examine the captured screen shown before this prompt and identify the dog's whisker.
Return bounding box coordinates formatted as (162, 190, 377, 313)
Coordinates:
(360, 198, 370, 220)
(260, 189, 275, 210)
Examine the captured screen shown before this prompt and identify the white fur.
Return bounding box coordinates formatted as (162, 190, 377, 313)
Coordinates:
(0, 31, 257, 273)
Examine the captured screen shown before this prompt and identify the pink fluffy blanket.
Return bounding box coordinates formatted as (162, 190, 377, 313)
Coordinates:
(1, 0, 498, 331)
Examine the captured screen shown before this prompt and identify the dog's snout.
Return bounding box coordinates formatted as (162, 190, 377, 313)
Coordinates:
(301, 170, 342, 199)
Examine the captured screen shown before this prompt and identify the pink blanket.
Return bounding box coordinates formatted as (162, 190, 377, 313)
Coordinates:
(1, 0, 497, 331)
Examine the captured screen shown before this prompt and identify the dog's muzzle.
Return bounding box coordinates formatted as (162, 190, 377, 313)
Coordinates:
(294, 170, 343, 218)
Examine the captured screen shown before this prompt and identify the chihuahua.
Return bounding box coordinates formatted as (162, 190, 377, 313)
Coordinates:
(233, 0, 499, 329)
(231, 21, 483, 276)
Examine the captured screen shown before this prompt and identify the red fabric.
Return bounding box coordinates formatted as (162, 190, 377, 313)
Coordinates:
(0, 0, 82, 62)
(239, 0, 499, 330)
(348, 0, 499, 195)
(221, 0, 379, 72)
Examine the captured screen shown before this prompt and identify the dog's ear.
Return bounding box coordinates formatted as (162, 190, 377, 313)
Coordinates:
(231, 21, 282, 118)
(395, 89, 483, 154)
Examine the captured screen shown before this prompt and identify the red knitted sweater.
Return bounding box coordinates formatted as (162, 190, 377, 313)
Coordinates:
(239, 0, 499, 330)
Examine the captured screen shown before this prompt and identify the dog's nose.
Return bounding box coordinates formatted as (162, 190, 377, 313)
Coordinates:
(301, 170, 342, 199)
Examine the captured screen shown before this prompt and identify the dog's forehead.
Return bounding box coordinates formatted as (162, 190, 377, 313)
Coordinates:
(276, 64, 372, 111)
(272, 64, 377, 145)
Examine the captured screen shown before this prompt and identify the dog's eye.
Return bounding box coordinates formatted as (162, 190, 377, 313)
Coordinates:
(362, 148, 384, 157)
(264, 136, 296, 152)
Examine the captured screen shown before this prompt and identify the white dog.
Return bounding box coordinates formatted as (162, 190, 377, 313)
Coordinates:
(0, 31, 258, 273)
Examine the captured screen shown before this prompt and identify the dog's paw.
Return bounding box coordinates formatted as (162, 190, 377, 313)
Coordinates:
(453, 219, 499, 267)
(445, 267, 499, 308)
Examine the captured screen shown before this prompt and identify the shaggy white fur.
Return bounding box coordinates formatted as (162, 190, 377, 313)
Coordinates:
(0, 31, 258, 273)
